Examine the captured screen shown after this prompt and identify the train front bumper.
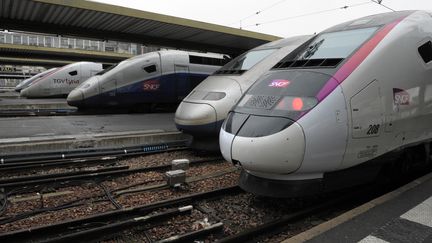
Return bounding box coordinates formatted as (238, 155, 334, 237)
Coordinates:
(175, 102, 220, 136)
(220, 114, 305, 175)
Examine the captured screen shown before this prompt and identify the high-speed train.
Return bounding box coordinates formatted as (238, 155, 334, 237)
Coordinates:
(15, 68, 56, 92)
(20, 62, 103, 98)
(175, 35, 312, 149)
(220, 10, 432, 197)
(67, 50, 228, 109)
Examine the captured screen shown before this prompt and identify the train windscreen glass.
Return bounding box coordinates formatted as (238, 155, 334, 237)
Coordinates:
(297, 27, 378, 59)
(218, 49, 277, 72)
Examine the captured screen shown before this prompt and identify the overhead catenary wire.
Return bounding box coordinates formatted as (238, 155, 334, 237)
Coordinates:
(371, 0, 396, 12)
(243, 1, 373, 28)
(226, 0, 288, 28)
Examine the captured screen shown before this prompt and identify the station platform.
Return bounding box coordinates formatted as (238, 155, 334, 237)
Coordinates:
(0, 113, 189, 154)
(284, 172, 432, 243)
(0, 90, 20, 98)
(0, 97, 74, 110)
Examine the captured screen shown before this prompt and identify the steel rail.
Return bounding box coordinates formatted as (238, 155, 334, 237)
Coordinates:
(0, 141, 188, 164)
(0, 158, 223, 190)
(0, 186, 242, 242)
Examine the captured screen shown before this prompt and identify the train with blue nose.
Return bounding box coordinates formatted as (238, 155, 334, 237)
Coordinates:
(67, 50, 228, 109)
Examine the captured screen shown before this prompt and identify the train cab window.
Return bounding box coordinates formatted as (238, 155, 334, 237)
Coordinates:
(275, 27, 378, 70)
(216, 49, 277, 74)
(298, 27, 378, 60)
(418, 41, 432, 63)
(189, 55, 229, 66)
(143, 65, 156, 73)
(69, 70, 78, 76)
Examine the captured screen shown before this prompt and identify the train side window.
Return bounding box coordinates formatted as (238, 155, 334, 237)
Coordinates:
(69, 70, 78, 76)
(418, 41, 432, 63)
(143, 65, 156, 73)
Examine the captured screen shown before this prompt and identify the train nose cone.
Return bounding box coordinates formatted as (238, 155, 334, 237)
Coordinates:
(222, 114, 305, 174)
(175, 102, 217, 136)
(20, 88, 29, 97)
(233, 122, 305, 174)
(67, 89, 84, 107)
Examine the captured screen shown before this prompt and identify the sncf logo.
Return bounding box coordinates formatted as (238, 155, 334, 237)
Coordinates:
(269, 79, 290, 88)
(393, 88, 409, 105)
(143, 80, 160, 91)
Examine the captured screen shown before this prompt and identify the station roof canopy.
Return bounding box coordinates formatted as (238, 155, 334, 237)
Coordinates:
(0, 0, 281, 55)
(0, 43, 131, 67)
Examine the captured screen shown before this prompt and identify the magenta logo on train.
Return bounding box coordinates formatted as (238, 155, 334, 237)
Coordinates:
(393, 88, 410, 105)
(269, 79, 290, 88)
(143, 80, 160, 91)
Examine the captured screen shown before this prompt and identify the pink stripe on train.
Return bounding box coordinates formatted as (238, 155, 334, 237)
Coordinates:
(316, 17, 406, 102)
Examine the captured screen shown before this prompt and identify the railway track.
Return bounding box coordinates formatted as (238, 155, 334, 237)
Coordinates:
(0, 157, 223, 190)
(0, 106, 176, 118)
(0, 186, 241, 242)
(0, 157, 429, 242)
(0, 155, 234, 227)
(0, 180, 388, 243)
(0, 141, 188, 164)
(0, 109, 78, 118)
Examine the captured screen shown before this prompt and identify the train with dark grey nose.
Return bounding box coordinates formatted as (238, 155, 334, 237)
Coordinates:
(67, 50, 228, 109)
(220, 11, 432, 197)
(175, 35, 312, 150)
(20, 62, 103, 98)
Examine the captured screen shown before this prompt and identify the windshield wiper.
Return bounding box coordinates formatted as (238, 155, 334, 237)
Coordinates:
(302, 39, 324, 59)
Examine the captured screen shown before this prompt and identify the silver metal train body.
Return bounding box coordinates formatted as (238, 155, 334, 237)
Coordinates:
(175, 36, 311, 149)
(67, 50, 227, 108)
(20, 62, 103, 98)
(15, 68, 57, 92)
(220, 11, 432, 197)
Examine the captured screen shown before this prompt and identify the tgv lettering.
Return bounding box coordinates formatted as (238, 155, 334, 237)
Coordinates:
(53, 79, 80, 85)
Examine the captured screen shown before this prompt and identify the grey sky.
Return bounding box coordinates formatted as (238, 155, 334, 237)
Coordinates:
(93, 0, 432, 37)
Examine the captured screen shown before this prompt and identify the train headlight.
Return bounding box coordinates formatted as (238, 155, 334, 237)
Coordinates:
(203, 92, 226, 100)
(274, 96, 318, 111)
(81, 83, 91, 89)
(188, 91, 226, 101)
(238, 95, 317, 112)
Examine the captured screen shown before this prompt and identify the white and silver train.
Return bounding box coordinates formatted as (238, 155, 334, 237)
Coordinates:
(20, 62, 103, 98)
(220, 11, 432, 197)
(175, 35, 312, 149)
(67, 50, 228, 109)
(15, 68, 58, 92)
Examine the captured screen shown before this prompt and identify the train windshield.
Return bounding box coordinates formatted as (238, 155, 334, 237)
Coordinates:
(216, 49, 277, 73)
(294, 27, 378, 60)
(38, 68, 57, 77)
(95, 63, 118, 75)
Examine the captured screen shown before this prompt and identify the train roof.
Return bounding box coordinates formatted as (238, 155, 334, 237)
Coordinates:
(61, 61, 101, 68)
(254, 35, 314, 50)
(123, 50, 227, 62)
(323, 10, 417, 33)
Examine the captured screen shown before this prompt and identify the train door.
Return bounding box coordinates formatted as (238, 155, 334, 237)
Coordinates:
(174, 65, 190, 101)
(350, 80, 383, 138)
